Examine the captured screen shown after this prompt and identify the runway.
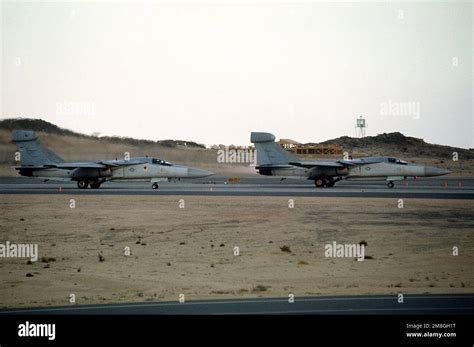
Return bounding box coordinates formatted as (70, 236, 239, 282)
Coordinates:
(1, 294, 472, 315)
(0, 176, 473, 199)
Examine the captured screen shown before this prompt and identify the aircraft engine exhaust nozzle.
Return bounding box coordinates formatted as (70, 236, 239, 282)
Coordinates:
(423, 166, 451, 177)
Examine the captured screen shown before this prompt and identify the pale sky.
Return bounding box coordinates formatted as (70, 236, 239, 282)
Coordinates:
(1, 1, 472, 148)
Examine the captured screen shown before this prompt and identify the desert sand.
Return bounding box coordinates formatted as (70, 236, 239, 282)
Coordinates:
(0, 195, 473, 308)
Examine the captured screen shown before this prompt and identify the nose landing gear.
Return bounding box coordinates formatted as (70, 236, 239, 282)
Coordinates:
(387, 181, 395, 188)
(152, 183, 159, 190)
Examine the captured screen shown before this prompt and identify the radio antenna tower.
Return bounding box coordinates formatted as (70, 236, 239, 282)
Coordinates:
(355, 116, 367, 138)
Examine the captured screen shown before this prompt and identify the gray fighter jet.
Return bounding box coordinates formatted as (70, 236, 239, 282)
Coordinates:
(251, 132, 450, 188)
(12, 130, 213, 189)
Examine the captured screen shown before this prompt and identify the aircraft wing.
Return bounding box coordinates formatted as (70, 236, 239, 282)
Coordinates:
(256, 164, 295, 169)
(44, 162, 109, 169)
(99, 159, 148, 166)
(337, 160, 358, 166)
(289, 158, 385, 168)
(41, 159, 148, 170)
(289, 161, 346, 168)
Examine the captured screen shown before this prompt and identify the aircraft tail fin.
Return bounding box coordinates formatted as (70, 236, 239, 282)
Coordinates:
(11, 130, 64, 166)
(250, 132, 298, 166)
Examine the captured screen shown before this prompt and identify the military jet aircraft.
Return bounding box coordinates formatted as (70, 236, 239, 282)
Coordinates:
(251, 132, 450, 188)
(12, 130, 213, 189)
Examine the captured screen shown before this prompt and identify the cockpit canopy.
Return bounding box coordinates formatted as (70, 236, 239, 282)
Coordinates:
(352, 156, 411, 165)
(151, 158, 172, 166)
(387, 157, 409, 165)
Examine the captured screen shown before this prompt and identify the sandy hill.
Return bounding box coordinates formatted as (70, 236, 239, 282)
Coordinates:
(0, 118, 206, 149)
(320, 132, 474, 160)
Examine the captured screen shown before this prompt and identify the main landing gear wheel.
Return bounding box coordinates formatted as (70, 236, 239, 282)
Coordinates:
(315, 178, 337, 188)
(152, 183, 159, 190)
(77, 180, 89, 189)
(387, 181, 395, 189)
(314, 178, 325, 188)
(90, 183, 101, 189)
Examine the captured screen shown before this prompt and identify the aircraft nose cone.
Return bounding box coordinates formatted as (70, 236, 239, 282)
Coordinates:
(187, 167, 214, 178)
(424, 166, 451, 177)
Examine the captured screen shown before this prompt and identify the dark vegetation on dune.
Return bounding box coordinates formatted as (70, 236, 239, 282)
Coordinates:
(0, 118, 206, 149)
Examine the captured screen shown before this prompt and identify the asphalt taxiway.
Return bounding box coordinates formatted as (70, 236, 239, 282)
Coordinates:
(0, 294, 472, 315)
(0, 176, 473, 199)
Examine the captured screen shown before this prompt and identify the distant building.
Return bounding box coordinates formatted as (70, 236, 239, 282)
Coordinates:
(277, 138, 301, 149)
(278, 139, 344, 159)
